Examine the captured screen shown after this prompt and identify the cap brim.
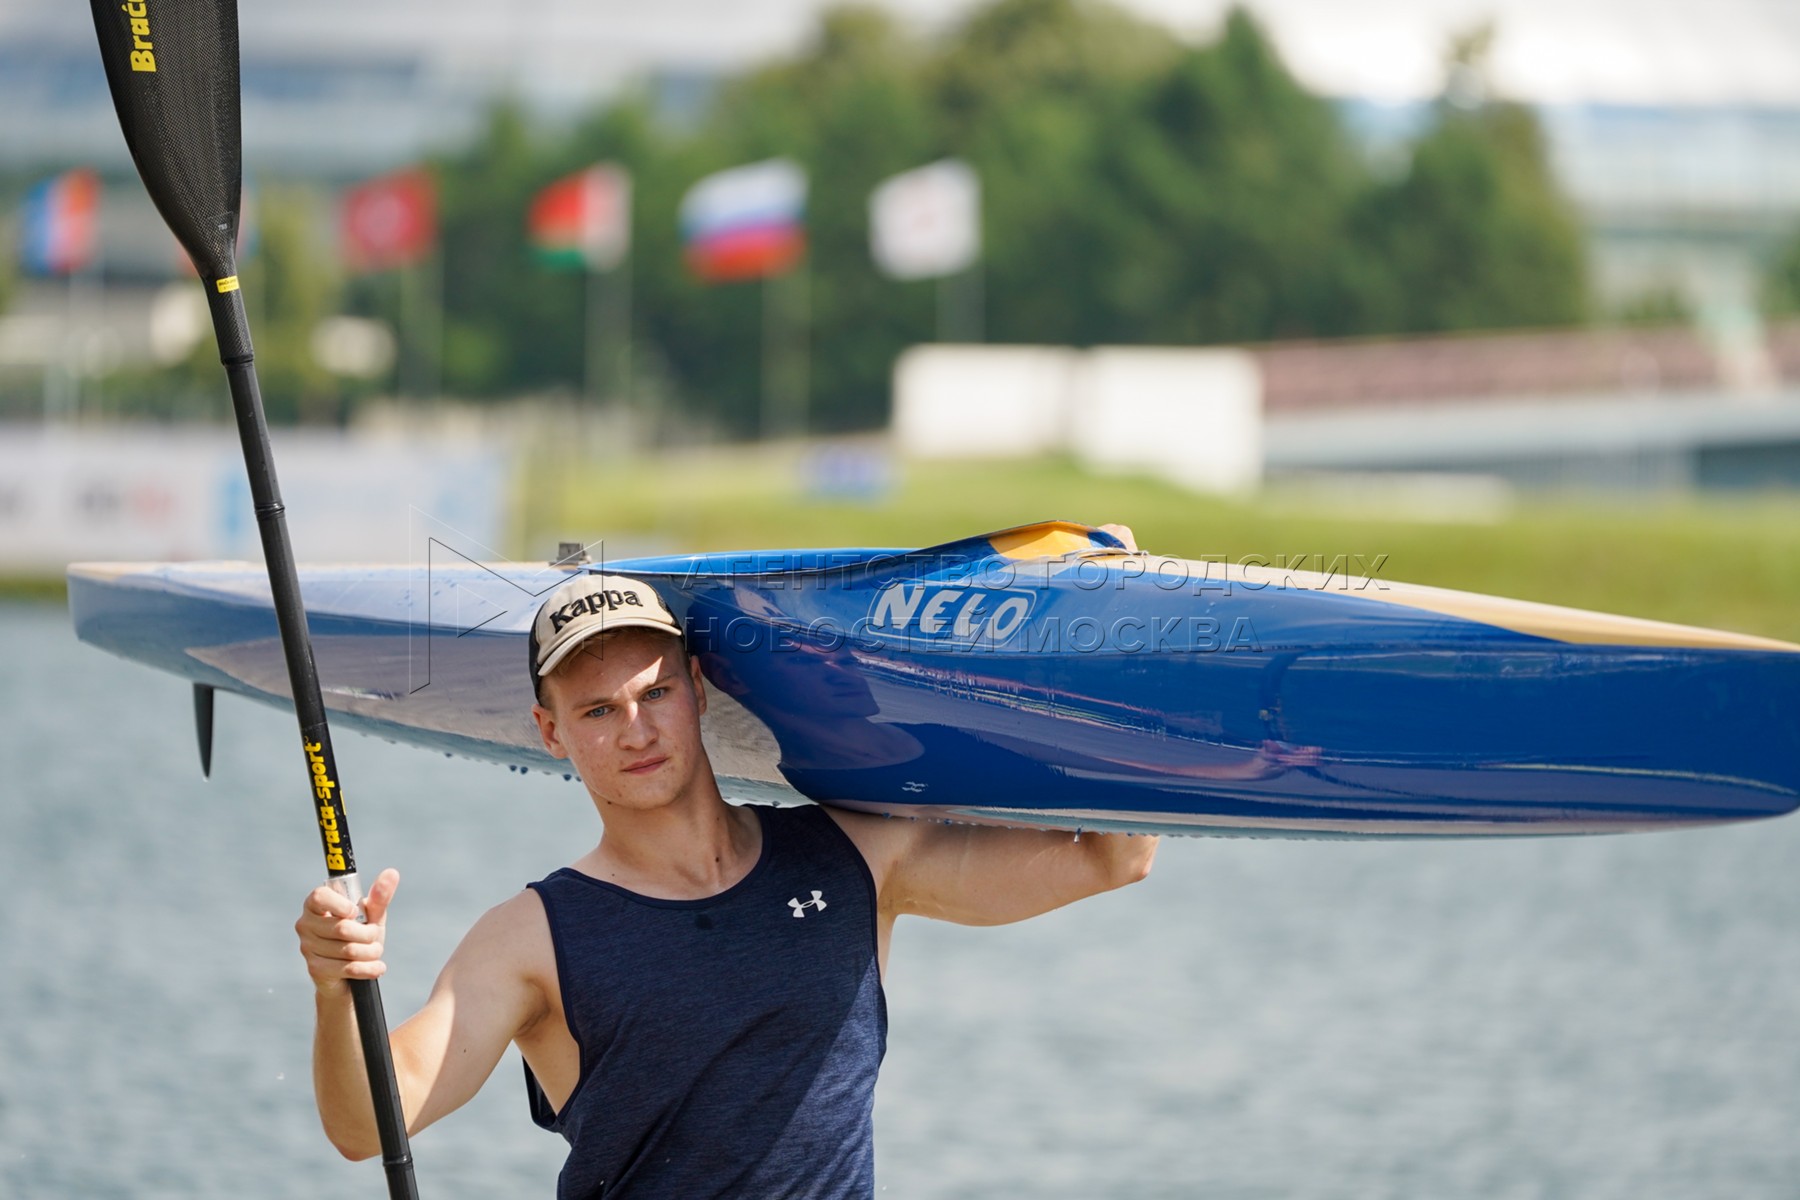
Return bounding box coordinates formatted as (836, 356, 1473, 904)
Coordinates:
(535, 617, 683, 678)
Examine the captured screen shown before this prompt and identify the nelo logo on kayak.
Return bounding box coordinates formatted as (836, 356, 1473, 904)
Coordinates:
(866, 582, 1034, 645)
(548, 589, 643, 632)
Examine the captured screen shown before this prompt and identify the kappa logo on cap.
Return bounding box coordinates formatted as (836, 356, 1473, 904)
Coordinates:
(532, 574, 683, 682)
(548, 588, 646, 632)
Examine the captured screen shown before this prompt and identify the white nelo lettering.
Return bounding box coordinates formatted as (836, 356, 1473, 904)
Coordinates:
(864, 582, 1036, 645)
(951, 592, 987, 638)
(986, 596, 1030, 642)
(917, 589, 960, 634)
(869, 583, 925, 628)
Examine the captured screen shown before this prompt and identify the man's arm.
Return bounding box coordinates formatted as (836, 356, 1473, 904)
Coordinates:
(833, 813, 1157, 927)
(296, 871, 549, 1160)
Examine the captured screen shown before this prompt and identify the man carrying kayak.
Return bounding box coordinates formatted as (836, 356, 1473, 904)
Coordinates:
(295, 525, 1156, 1198)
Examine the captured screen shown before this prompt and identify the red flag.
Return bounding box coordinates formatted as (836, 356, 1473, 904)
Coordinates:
(340, 168, 436, 272)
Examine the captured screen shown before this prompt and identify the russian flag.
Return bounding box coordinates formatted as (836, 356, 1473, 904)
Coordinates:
(678, 159, 806, 283)
(19, 169, 100, 277)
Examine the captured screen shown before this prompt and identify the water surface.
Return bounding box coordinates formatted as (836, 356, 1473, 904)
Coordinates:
(3, 603, 1797, 1197)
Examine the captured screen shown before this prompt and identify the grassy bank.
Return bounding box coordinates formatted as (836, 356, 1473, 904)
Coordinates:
(0, 576, 67, 604)
(533, 450, 1800, 642)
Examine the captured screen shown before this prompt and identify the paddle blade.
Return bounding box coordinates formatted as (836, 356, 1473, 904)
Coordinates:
(89, 0, 243, 281)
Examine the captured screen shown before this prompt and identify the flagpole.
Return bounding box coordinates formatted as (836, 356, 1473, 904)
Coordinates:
(761, 274, 777, 441)
(761, 260, 809, 441)
(584, 257, 601, 408)
(618, 249, 633, 414)
(89, 240, 107, 421)
(792, 253, 810, 437)
(427, 248, 444, 404)
(396, 266, 412, 403)
(965, 254, 985, 343)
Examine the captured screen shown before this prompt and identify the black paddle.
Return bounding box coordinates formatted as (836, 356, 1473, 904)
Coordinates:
(87, 4, 419, 1195)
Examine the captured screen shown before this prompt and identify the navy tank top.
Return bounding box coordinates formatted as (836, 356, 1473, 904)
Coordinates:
(525, 803, 887, 1199)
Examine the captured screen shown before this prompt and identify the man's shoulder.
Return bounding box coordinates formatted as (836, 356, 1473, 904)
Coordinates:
(814, 804, 921, 894)
(450, 888, 556, 975)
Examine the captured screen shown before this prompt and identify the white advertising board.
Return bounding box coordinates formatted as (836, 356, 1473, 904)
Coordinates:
(0, 425, 507, 571)
(1070, 347, 1263, 494)
(891, 345, 1079, 459)
(891, 344, 1263, 492)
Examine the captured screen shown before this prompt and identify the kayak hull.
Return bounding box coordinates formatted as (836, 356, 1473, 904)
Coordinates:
(67, 522, 1800, 838)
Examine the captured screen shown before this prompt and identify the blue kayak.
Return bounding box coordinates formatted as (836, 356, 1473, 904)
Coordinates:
(67, 521, 1800, 838)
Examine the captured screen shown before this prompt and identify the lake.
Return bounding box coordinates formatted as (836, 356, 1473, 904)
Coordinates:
(3, 600, 1797, 1197)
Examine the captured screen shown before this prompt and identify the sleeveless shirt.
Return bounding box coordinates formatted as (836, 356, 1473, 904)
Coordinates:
(525, 803, 887, 1199)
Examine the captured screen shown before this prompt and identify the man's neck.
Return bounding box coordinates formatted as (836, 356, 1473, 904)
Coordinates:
(576, 791, 762, 901)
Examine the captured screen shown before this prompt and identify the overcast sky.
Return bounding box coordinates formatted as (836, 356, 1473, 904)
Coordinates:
(8, 0, 1800, 107)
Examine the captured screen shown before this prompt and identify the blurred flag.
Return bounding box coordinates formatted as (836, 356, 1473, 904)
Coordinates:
(18, 169, 101, 277)
(340, 168, 436, 272)
(870, 160, 980, 281)
(679, 159, 806, 283)
(528, 164, 631, 272)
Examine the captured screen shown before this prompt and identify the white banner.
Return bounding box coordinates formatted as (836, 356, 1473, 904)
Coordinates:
(869, 160, 981, 281)
(0, 425, 506, 571)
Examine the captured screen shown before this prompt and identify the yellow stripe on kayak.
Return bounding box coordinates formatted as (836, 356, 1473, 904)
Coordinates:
(988, 524, 1104, 560)
(1219, 559, 1800, 651)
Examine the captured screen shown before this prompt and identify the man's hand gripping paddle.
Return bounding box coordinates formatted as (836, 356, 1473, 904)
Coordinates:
(87, 4, 419, 1194)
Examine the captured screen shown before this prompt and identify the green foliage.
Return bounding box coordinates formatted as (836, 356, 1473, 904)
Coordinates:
(1351, 100, 1589, 333)
(217, 0, 1594, 427)
(1762, 225, 1800, 317)
(1613, 283, 1693, 328)
(253, 187, 355, 422)
(0, 243, 14, 317)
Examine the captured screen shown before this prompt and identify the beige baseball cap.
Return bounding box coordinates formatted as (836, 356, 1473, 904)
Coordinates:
(529, 573, 683, 682)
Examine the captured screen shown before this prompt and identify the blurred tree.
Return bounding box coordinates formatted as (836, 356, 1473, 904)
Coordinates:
(0, 240, 14, 317)
(255, 187, 353, 422)
(332, 0, 1599, 434)
(1089, 8, 1372, 344)
(933, 0, 1177, 346)
(1613, 282, 1694, 327)
(1762, 224, 1800, 317)
(1350, 30, 1589, 333)
(431, 101, 564, 397)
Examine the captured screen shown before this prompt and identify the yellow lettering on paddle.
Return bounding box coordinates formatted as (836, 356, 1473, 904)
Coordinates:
(122, 1, 155, 72)
(305, 741, 348, 871)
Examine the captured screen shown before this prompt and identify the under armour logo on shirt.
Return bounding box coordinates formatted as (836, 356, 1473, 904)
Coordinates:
(788, 891, 827, 918)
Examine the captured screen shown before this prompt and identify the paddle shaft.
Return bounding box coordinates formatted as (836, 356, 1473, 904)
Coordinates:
(207, 284, 419, 1199)
(85, 2, 417, 1189)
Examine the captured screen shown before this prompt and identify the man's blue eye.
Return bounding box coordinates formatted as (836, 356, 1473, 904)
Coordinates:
(646, 687, 668, 700)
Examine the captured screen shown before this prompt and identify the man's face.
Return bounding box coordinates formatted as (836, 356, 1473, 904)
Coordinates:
(531, 629, 710, 814)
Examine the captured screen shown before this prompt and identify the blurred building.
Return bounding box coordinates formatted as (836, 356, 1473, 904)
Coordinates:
(1257, 323, 1800, 490)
